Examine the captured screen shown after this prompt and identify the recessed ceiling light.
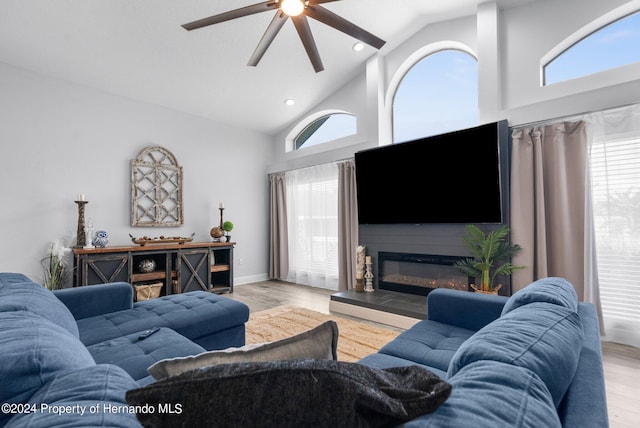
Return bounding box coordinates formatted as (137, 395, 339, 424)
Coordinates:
(352, 42, 364, 52)
(284, 99, 295, 106)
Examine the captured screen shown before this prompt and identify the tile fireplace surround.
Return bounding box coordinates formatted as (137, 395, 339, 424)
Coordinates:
(330, 251, 509, 329)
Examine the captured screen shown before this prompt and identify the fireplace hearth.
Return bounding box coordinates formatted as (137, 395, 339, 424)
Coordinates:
(378, 252, 472, 296)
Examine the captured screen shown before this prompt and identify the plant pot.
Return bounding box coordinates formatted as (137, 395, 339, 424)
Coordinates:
(470, 284, 502, 295)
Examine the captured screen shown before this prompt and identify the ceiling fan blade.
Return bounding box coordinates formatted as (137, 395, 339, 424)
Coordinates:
(248, 11, 289, 67)
(291, 15, 324, 73)
(182, 1, 278, 31)
(305, 5, 386, 49)
(307, 0, 342, 4)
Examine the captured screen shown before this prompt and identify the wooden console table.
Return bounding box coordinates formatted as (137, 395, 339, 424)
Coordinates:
(72, 242, 235, 294)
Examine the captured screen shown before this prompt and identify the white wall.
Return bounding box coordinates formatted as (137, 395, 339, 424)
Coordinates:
(0, 62, 274, 284)
(4, 0, 639, 286)
(271, 0, 640, 172)
(500, 0, 638, 124)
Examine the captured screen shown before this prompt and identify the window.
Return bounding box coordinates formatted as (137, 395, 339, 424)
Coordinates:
(392, 49, 478, 143)
(589, 106, 640, 346)
(544, 10, 640, 85)
(294, 113, 357, 150)
(285, 163, 339, 289)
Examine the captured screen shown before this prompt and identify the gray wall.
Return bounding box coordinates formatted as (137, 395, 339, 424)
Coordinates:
(0, 63, 275, 284)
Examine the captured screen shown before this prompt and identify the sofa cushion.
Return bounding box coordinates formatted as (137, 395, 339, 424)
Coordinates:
(0, 280, 79, 338)
(5, 364, 141, 428)
(149, 320, 338, 380)
(87, 327, 206, 385)
(404, 360, 561, 428)
(448, 302, 583, 407)
(76, 291, 249, 346)
(127, 359, 452, 428)
(0, 272, 32, 286)
(0, 312, 95, 426)
(376, 319, 475, 374)
(502, 277, 578, 315)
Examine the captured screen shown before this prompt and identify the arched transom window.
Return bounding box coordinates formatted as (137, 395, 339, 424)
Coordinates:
(543, 10, 640, 85)
(293, 113, 357, 150)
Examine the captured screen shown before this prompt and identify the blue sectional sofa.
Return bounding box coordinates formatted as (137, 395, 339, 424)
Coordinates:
(0, 272, 249, 427)
(1, 271, 607, 427)
(359, 277, 609, 427)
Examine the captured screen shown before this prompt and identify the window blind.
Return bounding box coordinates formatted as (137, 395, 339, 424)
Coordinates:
(590, 136, 640, 322)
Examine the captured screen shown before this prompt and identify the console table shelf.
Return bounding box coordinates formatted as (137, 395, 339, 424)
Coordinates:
(73, 242, 235, 295)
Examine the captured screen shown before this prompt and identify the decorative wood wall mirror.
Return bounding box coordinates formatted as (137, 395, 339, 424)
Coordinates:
(131, 146, 183, 227)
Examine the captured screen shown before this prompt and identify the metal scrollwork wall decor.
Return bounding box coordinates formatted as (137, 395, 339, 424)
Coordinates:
(131, 146, 183, 227)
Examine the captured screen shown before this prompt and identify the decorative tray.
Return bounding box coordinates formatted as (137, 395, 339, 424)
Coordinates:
(129, 233, 194, 246)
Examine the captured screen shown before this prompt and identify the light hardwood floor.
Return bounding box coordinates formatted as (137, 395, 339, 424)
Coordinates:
(228, 280, 640, 428)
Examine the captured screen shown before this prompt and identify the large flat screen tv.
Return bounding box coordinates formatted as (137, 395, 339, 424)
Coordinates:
(355, 120, 509, 224)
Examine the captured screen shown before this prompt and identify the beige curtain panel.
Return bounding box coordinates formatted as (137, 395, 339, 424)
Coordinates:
(338, 160, 358, 291)
(510, 121, 603, 328)
(269, 173, 288, 280)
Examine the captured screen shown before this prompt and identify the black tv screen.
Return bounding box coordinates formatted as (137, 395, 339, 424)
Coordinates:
(355, 121, 508, 224)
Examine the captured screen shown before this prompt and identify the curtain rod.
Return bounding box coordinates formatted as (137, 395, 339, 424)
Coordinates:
(267, 156, 355, 176)
(513, 101, 640, 129)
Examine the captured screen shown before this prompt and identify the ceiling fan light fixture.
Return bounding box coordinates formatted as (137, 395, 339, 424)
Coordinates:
(280, 0, 305, 17)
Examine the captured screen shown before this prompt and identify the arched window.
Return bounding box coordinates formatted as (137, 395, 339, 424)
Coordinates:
(392, 49, 478, 143)
(543, 10, 640, 85)
(293, 113, 357, 150)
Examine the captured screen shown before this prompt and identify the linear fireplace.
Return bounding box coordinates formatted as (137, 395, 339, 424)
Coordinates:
(378, 252, 472, 296)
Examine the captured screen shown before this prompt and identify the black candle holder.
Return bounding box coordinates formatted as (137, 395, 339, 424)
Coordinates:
(75, 200, 88, 248)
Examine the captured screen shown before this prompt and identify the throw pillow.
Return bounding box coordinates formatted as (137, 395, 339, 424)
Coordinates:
(148, 320, 338, 380)
(127, 359, 452, 428)
(502, 277, 578, 315)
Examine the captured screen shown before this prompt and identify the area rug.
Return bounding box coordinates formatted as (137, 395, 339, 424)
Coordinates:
(245, 305, 401, 362)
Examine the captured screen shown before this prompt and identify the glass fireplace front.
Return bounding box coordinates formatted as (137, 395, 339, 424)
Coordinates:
(378, 252, 472, 296)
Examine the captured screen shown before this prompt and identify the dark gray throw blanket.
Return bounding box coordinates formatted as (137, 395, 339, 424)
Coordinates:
(126, 359, 451, 428)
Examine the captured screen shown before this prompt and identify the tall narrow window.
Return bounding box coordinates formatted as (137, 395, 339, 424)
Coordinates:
(544, 11, 640, 85)
(393, 49, 478, 143)
(285, 163, 339, 290)
(589, 105, 640, 346)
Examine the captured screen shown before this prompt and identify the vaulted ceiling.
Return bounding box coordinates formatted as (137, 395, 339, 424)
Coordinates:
(0, 0, 533, 135)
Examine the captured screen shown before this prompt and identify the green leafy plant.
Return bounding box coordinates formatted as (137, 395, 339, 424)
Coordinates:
(454, 224, 524, 293)
(222, 221, 234, 232)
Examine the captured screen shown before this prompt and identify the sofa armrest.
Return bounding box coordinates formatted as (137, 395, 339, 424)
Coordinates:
(557, 302, 608, 427)
(427, 288, 507, 331)
(53, 282, 134, 320)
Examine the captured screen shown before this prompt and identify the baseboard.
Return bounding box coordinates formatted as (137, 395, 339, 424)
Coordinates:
(234, 274, 269, 285)
(329, 300, 420, 330)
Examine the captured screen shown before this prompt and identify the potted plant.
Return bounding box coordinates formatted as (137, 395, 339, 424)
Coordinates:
(454, 224, 524, 294)
(41, 240, 69, 290)
(222, 221, 234, 241)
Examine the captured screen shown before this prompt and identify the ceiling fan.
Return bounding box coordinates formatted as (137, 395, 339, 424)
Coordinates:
(182, 0, 386, 73)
